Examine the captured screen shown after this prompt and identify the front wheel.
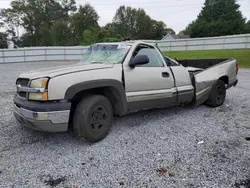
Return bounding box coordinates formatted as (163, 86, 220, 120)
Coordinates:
(73, 95, 113, 142)
(205, 80, 226, 108)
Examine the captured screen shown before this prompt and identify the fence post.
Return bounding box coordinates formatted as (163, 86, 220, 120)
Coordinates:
(222, 38, 225, 50)
(45, 48, 47, 61)
(245, 36, 249, 49)
(82, 47, 85, 59)
(64, 47, 66, 61)
(3, 50, 5, 64)
(23, 49, 26, 62)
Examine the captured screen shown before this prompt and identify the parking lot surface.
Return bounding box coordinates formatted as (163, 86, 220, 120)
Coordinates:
(0, 61, 249, 188)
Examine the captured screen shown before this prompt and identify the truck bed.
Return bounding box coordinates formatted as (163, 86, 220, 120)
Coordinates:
(177, 58, 231, 69)
(175, 58, 238, 106)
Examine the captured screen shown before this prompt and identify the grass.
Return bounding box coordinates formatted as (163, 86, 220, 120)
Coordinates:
(163, 49, 250, 68)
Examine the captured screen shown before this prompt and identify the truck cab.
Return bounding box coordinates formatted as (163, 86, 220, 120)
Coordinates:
(123, 42, 194, 112)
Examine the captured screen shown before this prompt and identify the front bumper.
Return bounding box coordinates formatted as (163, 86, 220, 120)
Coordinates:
(13, 96, 71, 132)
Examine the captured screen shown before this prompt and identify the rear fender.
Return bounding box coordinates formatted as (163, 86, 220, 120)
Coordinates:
(194, 73, 217, 106)
(193, 59, 237, 106)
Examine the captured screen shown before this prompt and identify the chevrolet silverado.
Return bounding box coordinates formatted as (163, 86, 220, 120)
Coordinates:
(13, 41, 238, 142)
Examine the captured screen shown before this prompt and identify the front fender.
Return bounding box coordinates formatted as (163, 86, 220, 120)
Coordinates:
(64, 79, 128, 115)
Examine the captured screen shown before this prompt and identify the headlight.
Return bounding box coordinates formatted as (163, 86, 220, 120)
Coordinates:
(29, 78, 49, 101)
(30, 78, 49, 88)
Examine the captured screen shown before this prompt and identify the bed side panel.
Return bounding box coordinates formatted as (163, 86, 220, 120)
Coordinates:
(194, 59, 237, 106)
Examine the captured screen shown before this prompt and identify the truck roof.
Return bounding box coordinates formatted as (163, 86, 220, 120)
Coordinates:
(93, 42, 131, 45)
(92, 41, 156, 48)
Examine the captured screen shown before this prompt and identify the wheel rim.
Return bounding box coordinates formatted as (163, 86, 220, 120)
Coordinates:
(216, 85, 225, 103)
(90, 105, 108, 133)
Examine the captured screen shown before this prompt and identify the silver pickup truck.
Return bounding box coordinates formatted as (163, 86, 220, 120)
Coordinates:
(13, 41, 238, 142)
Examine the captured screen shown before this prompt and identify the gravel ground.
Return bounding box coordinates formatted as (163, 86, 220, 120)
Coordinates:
(0, 61, 249, 188)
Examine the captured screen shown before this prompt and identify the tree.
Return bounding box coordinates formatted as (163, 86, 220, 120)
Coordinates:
(246, 21, 250, 33)
(70, 4, 99, 43)
(179, 21, 195, 36)
(81, 29, 97, 45)
(1, 1, 173, 46)
(0, 32, 8, 48)
(50, 20, 74, 46)
(60, 0, 77, 16)
(38, 23, 52, 46)
(151, 20, 171, 40)
(182, 0, 246, 37)
(16, 33, 33, 47)
(111, 6, 169, 40)
(97, 27, 111, 42)
(164, 27, 175, 35)
(112, 6, 137, 39)
(99, 25, 124, 42)
(2, 0, 76, 46)
(104, 23, 114, 33)
(0, 8, 20, 40)
(134, 8, 154, 39)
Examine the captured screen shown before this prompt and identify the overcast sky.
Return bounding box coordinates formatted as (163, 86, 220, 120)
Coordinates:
(1, 0, 250, 33)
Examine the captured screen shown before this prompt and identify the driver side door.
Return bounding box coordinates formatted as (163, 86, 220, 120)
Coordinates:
(124, 44, 176, 112)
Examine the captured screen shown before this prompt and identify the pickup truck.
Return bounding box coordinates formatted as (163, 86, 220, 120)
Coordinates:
(13, 41, 238, 142)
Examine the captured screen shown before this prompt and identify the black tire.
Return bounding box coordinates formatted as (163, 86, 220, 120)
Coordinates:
(205, 80, 226, 108)
(73, 95, 113, 142)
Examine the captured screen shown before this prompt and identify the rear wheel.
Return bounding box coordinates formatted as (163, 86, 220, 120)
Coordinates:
(205, 80, 226, 107)
(73, 95, 113, 142)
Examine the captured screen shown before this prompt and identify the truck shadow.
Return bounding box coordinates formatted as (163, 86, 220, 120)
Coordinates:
(112, 105, 197, 129)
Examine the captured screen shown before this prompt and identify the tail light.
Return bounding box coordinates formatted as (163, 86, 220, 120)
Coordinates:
(236, 62, 239, 75)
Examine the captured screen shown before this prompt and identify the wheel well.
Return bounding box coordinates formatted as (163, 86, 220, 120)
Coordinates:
(68, 87, 125, 127)
(219, 76, 229, 85)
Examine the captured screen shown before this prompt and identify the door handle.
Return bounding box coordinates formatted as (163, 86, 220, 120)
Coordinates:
(162, 72, 170, 78)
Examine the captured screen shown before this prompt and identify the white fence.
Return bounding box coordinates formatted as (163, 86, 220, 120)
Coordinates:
(132, 33, 250, 51)
(0, 46, 88, 64)
(0, 34, 250, 64)
(157, 33, 250, 51)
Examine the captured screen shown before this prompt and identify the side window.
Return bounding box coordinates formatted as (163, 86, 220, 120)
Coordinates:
(136, 48, 164, 67)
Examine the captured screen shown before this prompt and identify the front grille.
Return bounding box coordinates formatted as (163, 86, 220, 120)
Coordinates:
(19, 92, 27, 98)
(16, 78, 30, 98)
(16, 78, 30, 87)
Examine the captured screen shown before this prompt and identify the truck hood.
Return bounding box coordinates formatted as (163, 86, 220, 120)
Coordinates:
(19, 63, 114, 79)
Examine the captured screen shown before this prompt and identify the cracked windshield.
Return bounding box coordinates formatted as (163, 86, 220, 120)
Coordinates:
(79, 44, 131, 64)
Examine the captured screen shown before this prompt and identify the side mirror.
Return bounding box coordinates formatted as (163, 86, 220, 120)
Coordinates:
(129, 55, 149, 68)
